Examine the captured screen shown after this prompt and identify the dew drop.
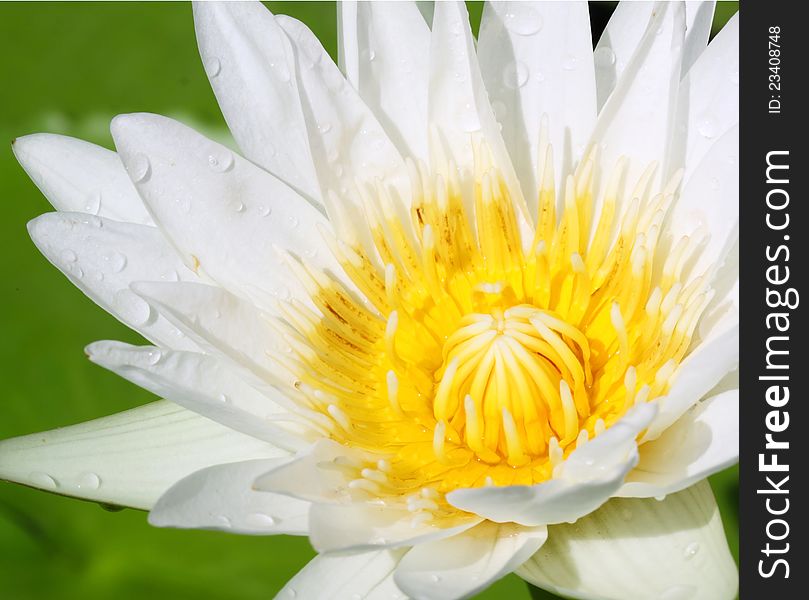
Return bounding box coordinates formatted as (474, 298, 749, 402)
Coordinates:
(60, 249, 78, 264)
(217, 393, 231, 404)
(160, 269, 180, 282)
(77, 472, 101, 490)
(658, 584, 697, 600)
(106, 251, 127, 273)
(562, 55, 578, 71)
(207, 149, 234, 173)
(287, 589, 297, 599)
(683, 542, 700, 560)
(215, 515, 232, 528)
(73, 266, 84, 279)
(145, 349, 162, 366)
(93, 271, 104, 282)
(503, 61, 529, 89)
(30, 472, 58, 489)
(430, 574, 442, 583)
(594, 47, 616, 68)
(232, 201, 246, 213)
(175, 196, 191, 213)
(203, 56, 221, 78)
(129, 153, 151, 183)
(491, 100, 508, 121)
(246, 512, 278, 527)
(318, 122, 332, 134)
(697, 116, 718, 139)
(709, 177, 721, 191)
(287, 215, 300, 229)
(258, 205, 272, 217)
(504, 8, 543, 36)
(84, 191, 102, 215)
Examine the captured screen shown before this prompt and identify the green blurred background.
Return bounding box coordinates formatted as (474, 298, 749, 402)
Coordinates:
(0, 2, 738, 599)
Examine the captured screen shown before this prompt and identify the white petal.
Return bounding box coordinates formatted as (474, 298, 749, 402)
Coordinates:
(517, 480, 738, 600)
(0, 401, 283, 510)
(595, 2, 712, 108)
(276, 15, 411, 208)
(149, 458, 309, 535)
(590, 2, 685, 197)
(278, 549, 406, 600)
(85, 341, 306, 451)
(668, 125, 739, 284)
(395, 521, 547, 600)
(192, 0, 322, 205)
(339, 1, 430, 161)
(254, 438, 377, 504)
(446, 404, 656, 526)
(676, 14, 739, 185)
(12, 134, 153, 225)
(308, 502, 479, 553)
(131, 281, 289, 378)
(110, 112, 343, 312)
(620, 390, 738, 498)
(429, 1, 530, 225)
(681, 2, 716, 76)
(27, 212, 199, 351)
(644, 324, 738, 442)
(478, 1, 596, 197)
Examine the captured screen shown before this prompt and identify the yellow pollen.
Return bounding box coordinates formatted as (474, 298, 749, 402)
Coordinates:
(275, 139, 712, 518)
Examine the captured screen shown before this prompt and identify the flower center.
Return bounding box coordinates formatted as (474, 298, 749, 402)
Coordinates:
(269, 134, 713, 518)
(433, 306, 591, 467)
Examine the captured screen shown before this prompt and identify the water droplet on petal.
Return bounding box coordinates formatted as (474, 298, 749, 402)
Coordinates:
(84, 191, 102, 215)
(232, 201, 245, 213)
(129, 153, 151, 183)
(562, 55, 578, 71)
(683, 541, 700, 560)
(286, 589, 297, 599)
(60, 249, 78, 264)
(504, 8, 543, 36)
(245, 512, 278, 527)
(503, 61, 529, 89)
(491, 100, 508, 121)
(160, 269, 180, 282)
(73, 266, 84, 279)
(287, 215, 300, 229)
(594, 47, 616, 68)
(203, 56, 221, 78)
(430, 574, 442, 583)
(105, 251, 127, 273)
(258, 205, 271, 217)
(77, 472, 101, 490)
(697, 116, 718, 139)
(215, 515, 232, 528)
(30, 472, 58, 489)
(217, 393, 231, 404)
(145, 349, 162, 366)
(709, 177, 721, 191)
(207, 149, 234, 173)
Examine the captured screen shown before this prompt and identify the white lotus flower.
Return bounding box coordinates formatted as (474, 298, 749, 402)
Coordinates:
(1, 1, 739, 598)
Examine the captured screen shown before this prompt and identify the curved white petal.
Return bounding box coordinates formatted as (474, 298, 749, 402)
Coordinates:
(620, 390, 738, 498)
(27, 212, 199, 351)
(517, 481, 738, 600)
(12, 133, 153, 225)
(429, 0, 530, 226)
(192, 1, 322, 205)
(668, 125, 739, 286)
(254, 438, 378, 504)
(110, 112, 344, 312)
(276, 14, 411, 210)
(85, 341, 306, 451)
(0, 401, 283, 510)
(278, 548, 406, 600)
(149, 458, 309, 535)
(338, 1, 430, 162)
(644, 324, 738, 442)
(395, 521, 547, 600)
(308, 501, 480, 553)
(676, 14, 739, 184)
(446, 404, 656, 526)
(131, 281, 290, 379)
(590, 2, 685, 200)
(478, 1, 596, 197)
(595, 2, 713, 110)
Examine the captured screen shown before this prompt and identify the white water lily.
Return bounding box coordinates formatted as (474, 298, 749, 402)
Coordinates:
(1, 1, 739, 598)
